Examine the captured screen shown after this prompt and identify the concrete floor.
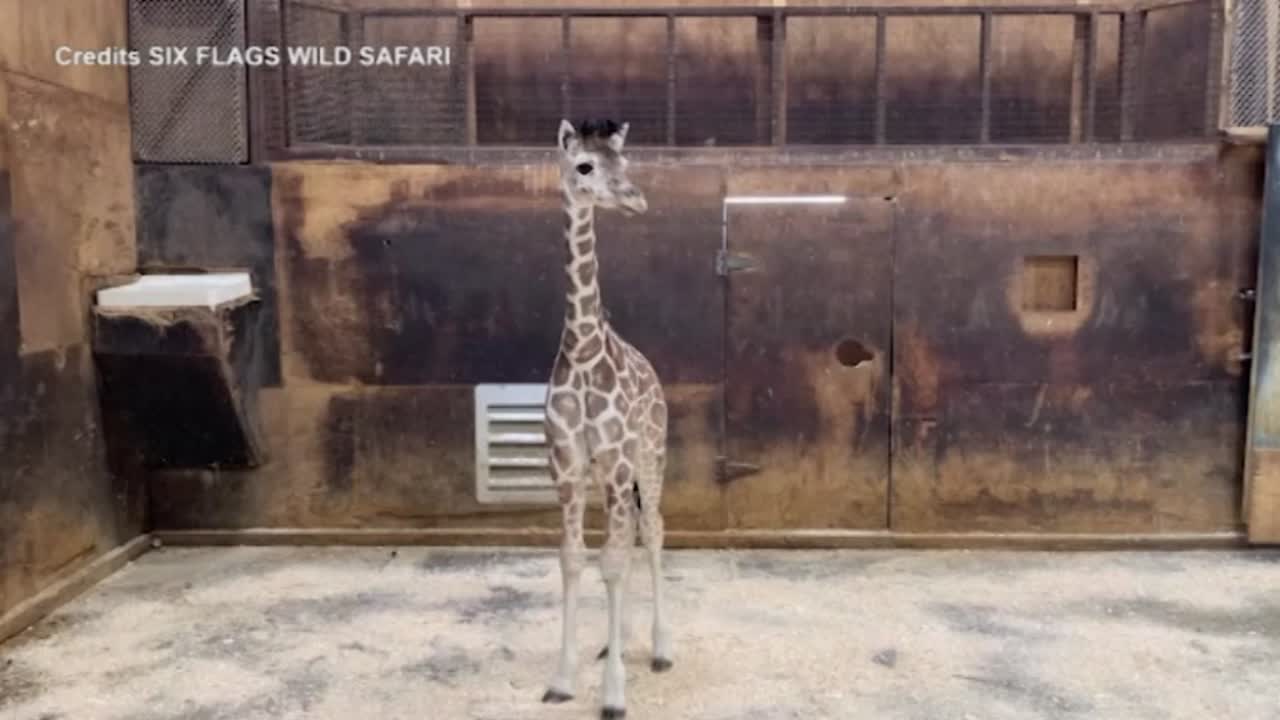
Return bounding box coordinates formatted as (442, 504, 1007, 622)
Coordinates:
(2, 547, 1279, 720)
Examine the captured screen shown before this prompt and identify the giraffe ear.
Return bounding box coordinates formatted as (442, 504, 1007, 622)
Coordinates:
(609, 122, 629, 152)
(557, 119, 578, 153)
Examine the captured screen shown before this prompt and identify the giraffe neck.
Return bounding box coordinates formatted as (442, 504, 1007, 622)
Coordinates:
(560, 190, 605, 357)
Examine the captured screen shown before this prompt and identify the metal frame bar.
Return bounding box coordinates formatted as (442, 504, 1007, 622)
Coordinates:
(1243, 123, 1280, 540)
(1069, 13, 1096, 142)
(256, 0, 1222, 161)
(247, 0, 287, 162)
(273, 141, 1221, 165)
(354, 5, 1136, 17)
(460, 14, 476, 145)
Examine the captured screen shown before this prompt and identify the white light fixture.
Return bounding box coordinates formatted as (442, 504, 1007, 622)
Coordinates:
(723, 194, 847, 205)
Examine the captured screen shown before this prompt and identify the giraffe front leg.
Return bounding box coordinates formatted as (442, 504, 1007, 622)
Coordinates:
(599, 484, 636, 719)
(595, 590, 633, 661)
(544, 477, 587, 703)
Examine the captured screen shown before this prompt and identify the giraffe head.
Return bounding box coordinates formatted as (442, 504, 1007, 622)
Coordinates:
(557, 118, 647, 216)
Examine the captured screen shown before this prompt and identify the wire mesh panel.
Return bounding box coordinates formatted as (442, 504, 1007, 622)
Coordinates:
(251, 1, 1223, 155)
(473, 17, 562, 144)
(786, 17, 878, 144)
(1229, 0, 1279, 127)
(568, 18, 670, 145)
(286, 4, 353, 144)
(1141, 0, 1213, 138)
(129, 0, 249, 163)
(285, 3, 464, 146)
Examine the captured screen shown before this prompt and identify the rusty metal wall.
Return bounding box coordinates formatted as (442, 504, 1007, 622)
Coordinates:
(891, 154, 1260, 533)
(723, 199, 894, 529)
(132, 145, 1263, 539)
(1, 0, 147, 619)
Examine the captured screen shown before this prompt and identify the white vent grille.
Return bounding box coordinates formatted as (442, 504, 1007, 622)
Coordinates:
(475, 384, 556, 504)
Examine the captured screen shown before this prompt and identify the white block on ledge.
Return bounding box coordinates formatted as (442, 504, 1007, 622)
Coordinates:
(96, 273, 254, 309)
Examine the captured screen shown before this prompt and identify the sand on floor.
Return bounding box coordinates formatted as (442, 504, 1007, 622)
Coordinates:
(2, 546, 1279, 720)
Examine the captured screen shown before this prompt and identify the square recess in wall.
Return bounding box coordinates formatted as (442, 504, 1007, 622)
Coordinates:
(1021, 255, 1079, 312)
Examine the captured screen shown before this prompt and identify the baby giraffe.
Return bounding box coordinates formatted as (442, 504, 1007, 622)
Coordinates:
(542, 118, 671, 719)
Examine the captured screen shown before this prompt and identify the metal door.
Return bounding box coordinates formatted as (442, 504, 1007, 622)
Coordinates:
(719, 196, 895, 529)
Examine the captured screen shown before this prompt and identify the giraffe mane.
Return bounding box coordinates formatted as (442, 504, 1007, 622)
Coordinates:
(575, 118, 622, 140)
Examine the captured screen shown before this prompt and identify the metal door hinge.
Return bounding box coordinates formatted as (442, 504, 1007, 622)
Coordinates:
(715, 250, 758, 277)
(715, 456, 761, 484)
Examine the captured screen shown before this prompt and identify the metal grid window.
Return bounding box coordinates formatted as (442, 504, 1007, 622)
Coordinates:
(1228, 0, 1279, 128)
(128, 1, 1228, 161)
(129, 0, 250, 164)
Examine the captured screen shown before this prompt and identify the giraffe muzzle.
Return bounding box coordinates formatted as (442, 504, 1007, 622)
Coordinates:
(619, 190, 648, 216)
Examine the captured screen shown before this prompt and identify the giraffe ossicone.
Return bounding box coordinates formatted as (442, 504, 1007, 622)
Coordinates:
(541, 118, 671, 720)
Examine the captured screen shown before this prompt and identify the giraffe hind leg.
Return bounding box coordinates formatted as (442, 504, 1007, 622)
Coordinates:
(596, 478, 644, 662)
(637, 444, 671, 672)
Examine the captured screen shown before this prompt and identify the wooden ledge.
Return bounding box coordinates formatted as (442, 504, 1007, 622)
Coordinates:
(1222, 126, 1270, 145)
(0, 534, 152, 646)
(153, 528, 1250, 551)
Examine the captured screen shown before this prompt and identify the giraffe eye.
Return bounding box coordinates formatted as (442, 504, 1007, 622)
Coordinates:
(576, 163, 593, 175)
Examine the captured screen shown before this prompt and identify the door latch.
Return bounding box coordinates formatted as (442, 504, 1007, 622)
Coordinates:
(715, 249, 758, 277)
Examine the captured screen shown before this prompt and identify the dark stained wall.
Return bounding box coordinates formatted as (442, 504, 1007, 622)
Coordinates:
(134, 166, 282, 386)
(0, 0, 144, 619)
(892, 150, 1262, 532)
(139, 144, 1264, 538)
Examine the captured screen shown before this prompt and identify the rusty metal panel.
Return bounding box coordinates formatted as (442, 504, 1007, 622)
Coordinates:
(723, 197, 894, 529)
(594, 165, 725, 383)
(274, 163, 562, 384)
(0, 346, 145, 619)
(892, 159, 1256, 533)
(7, 75, 136, 353)
(147, 382, 724, 532)
(275, 163, 723, 386)
(895, 381, 1242, 532)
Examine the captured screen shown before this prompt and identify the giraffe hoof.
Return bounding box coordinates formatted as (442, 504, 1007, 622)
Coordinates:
(651, 657, 674, 673)
(601, 706, 627, 719)
(542, 689, 574, 704)
(596, 645, 609, 661)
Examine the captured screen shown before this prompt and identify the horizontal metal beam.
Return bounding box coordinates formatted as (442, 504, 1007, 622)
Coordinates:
(271, 141, 1222, 166)
(352, 5, 1133, 19)
(153, 528, 1248, 551)
(1135, 0, 1207, 10)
